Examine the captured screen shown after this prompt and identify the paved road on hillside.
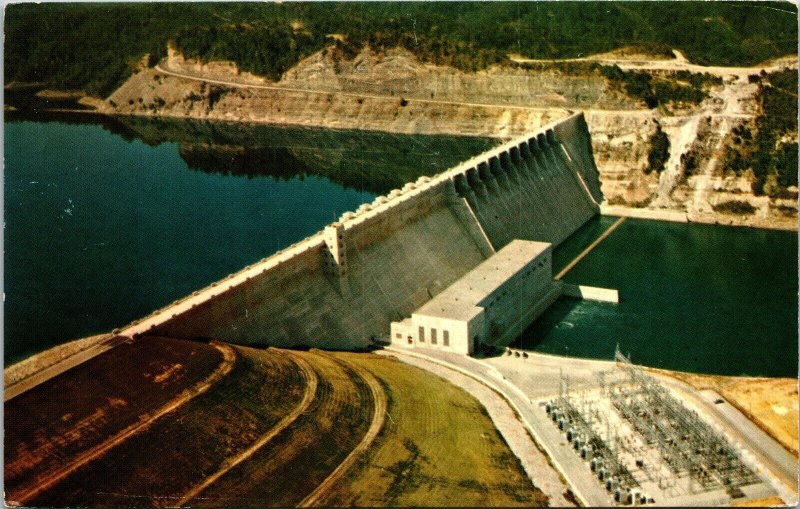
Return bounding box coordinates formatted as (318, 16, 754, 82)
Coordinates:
(154, 63, 565, 112)
(509, 49, 795, 79)
(154, 61, 770, 123)
(4, 335, 128, 402)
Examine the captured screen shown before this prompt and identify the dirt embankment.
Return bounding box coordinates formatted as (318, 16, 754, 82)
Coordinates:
(4, 334, 112, 388)
(99, 46, 797, 229)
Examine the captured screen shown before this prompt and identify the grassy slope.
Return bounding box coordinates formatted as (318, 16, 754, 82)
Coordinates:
(8, 343, 542, 507)
(5, 2, 797, 97)
(194, 349, 373, 508)
(323, 352, 546, 507)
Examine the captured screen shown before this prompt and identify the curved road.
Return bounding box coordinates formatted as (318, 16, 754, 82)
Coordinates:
(382, 348, 576, 507)
(298, 353, 388, 507)
(154, 62, 563, 113)
(509, 50, 794, 79)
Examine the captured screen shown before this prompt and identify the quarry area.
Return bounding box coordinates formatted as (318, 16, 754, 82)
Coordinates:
(93, 44, 799, 230)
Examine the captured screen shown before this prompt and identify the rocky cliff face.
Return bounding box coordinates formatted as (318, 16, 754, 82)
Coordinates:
(103, 46, 797, 229)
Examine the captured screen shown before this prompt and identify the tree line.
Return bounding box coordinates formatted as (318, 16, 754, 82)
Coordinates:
(5, 2, 797, 97)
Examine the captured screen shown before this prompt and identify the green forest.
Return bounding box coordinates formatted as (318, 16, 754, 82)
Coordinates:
(5, 2, 798, 97)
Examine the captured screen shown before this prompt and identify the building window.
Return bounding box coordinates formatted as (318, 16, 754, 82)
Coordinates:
(431, 328, 438, 345)
(396, 333, 402, 339)
(443, 330, 450, 347)
(408, 336, 413, 344)
(419, 326, 425, 342)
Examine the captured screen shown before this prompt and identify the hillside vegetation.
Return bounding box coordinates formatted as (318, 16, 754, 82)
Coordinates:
(323, 352, 546, 506)
(721, 69, 798, 196)
(5, 2, 797, 97)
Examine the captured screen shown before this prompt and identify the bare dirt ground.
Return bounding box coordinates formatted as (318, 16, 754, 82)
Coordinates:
(4, 337, 228, 505)
(732, 495, 787, 507)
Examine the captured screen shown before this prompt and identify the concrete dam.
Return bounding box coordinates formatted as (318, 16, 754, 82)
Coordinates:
(122, 112, 602, 350)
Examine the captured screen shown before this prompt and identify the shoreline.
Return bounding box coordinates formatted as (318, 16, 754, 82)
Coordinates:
(4, 106, 509, 140)
(7, 103, 798, 233)
(601, 204, 798, 232)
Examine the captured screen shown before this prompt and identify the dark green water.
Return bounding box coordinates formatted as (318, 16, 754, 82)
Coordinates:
(519, 216, 799, 377)
(3, 115, 496, 364)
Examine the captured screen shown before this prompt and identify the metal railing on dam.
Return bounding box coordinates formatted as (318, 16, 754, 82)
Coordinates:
(122, 112, 602, 349)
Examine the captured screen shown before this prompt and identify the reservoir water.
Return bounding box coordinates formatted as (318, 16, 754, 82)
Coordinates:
(4, 114, 797, 377)
(3, 114, 495, 364)
(519, 216, 798, 377)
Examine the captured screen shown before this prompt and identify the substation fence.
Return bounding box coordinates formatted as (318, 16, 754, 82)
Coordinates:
(542, 350, 761, 505)
(604, 352, 761, 497)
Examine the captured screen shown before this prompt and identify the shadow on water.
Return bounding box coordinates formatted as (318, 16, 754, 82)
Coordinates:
(512, 297, 583, 350)
(4, 111, 501, 365)
(6, 108, 500, 195)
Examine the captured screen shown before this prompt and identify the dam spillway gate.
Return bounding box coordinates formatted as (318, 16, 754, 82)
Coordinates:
(122, 112, 603, 350)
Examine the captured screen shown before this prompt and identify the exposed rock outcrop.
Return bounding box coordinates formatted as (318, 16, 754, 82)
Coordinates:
(103, 46, 798, 230)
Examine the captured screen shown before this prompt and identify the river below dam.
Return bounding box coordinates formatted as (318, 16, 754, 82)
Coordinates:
(518, 216, 798, 377)
(4, 114, 798, 377)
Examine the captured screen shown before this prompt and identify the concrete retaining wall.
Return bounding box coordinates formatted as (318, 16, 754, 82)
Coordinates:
(562, 284, 619, 303)
(144, 112, 602, 348)
(600, 204, 689, 223)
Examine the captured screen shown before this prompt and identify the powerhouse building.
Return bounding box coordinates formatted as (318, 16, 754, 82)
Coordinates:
(390, 239, 562, 355)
